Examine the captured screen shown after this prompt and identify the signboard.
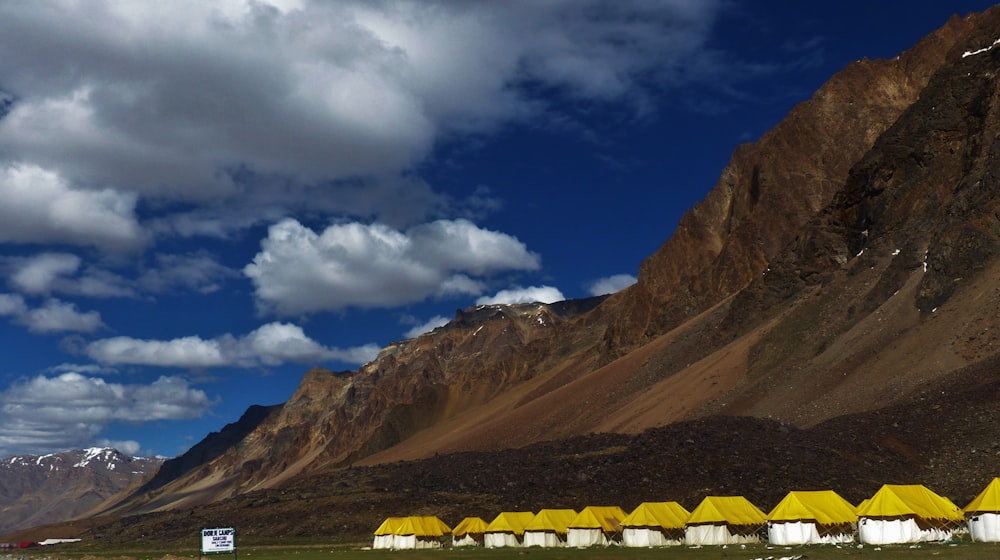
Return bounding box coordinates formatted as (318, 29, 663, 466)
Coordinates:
(201, 528, 235, 554)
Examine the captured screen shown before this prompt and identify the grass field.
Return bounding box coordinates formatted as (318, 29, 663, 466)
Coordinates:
(10, 540, 1000, 560)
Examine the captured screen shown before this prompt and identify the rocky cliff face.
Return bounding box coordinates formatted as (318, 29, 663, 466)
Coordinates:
(0, 448, 161, 535)
(598, 12, 978, 355)
(97, 5, 1000, 526)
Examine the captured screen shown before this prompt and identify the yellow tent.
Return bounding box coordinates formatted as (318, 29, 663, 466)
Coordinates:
(767, 490, 856, 545)
(566, 506, 627, 547)
(372, 517, 406, 549)
(484, 511, 536, 548)
(965, 477, 1000, 513)
(452, 517, 488, 547)
(621, 502, 689, 547)
(523, 509, 577, 547)
(965, 478, 1000, 542)
(857, 484, 963, 544)
(393, 516, 451, 549)
(685, 496, 767, 545)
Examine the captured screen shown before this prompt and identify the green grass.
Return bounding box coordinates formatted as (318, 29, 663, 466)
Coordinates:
(13, 540, 1000, 560)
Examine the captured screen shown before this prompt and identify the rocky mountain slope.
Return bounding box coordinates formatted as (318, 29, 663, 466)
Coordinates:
(0, 448, 161, 536)
(8, 5, 1000, 545)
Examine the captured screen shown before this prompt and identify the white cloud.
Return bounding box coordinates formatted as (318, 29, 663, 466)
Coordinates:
(96, 439, 142, 456)
(476, 285, 565, 306)
(0, 1, 723, 241)
(1, 251, 235, 301)
(86, 322, 379, 368)
(239, 322, 379, 366)
(587, 273, 637, 296)
(0, 163, 146, 251)
(137, 252, 239, 294)
(3, 252, 137, 299)
(9, 252, 81, 294)
(87, 336, 226, 368)
(403, 315, 451, 339)
(0, 372, 212, 456)
(0, 293, 28, 316)
(0, 294, 105, 333)
(244, 218, 540, 315)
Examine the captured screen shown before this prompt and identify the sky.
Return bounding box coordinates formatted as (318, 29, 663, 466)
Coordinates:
(0, 0, 996, 459)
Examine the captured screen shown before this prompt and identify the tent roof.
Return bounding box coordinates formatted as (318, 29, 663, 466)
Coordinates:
(621, 502, 690, 529)
(486, 511, 536, 535)
(525, 509, 578, 532)
(395, 516, 451, 537)
(373, 517, 407, 536)
(856, 484, 963, 521)
(966, 478, 1000, 514)
(768, 490, 857, 524)
(688, 496, 767, 526)
(452, 517, 488, 537)
(568, 506, 627, 531)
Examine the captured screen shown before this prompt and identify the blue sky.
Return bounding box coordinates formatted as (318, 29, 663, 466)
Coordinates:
(0, 1, 995, 459)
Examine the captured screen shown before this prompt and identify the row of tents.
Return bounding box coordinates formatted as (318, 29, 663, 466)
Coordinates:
(373, 478, 1000, 549)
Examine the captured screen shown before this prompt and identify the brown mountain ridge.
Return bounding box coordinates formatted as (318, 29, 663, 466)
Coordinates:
(6, 5, 1000, 546)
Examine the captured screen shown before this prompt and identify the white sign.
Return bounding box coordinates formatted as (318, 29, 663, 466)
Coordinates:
(201, 527, 235, 553)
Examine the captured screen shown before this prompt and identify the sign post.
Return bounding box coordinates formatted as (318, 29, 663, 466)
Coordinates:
(200, 528, 236, 560)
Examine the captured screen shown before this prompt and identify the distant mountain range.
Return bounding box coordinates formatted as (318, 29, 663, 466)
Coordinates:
(6, 4, 1000, 546)
(0, 448, 162, 536)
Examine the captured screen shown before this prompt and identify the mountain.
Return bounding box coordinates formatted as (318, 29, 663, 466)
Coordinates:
(10, 5, 1000, 545)
(0, 448, 162, 536)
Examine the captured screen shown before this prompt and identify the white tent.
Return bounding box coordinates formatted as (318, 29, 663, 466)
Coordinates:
(523, 509, 577, 548)
(685, 496, 767, 545)
(451, 517, 487, 547)
(620, 502, 689, 547)
(566, 506, 626, 547)
(857, 485, 963, 545)
(484, 511, 535, 548)
(965, 478, 1000, 542)
(391, 516, 451, 549)
(767, 490, 857, 545)
(372, 517, 405, 549)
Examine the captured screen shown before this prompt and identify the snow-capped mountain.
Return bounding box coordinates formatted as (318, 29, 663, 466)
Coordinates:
(0, 448, 162, 536)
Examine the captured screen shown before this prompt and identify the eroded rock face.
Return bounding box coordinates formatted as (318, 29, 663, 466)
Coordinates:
(599, 13, 976, 354)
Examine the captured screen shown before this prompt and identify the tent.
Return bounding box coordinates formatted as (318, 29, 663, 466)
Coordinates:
(621, 501, 690, 547)
(767, 490, 857, 545)
(452, 517, 488, 547)
(484, 511, 536, 548)
(566, 506, 627, 547)
(523, 509, 578, 547)
(685, 496, 767, 545)
(965, 477, 1000, 542)
(372, 517, 405, 549)
(856, 484, 964, 544)
(375, 516, 450, 549)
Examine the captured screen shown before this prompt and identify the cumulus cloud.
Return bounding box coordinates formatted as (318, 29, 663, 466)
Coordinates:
(87, 336, 226, 369)
(0, 297, 105, 334)
(9, 252, 81, 294)
(22, 300, 105, 333)
(0, 164, 146, 251)
(1, 251, 235, 300)
(0, 293, 27, 316)
(587, 273, 637, 296)
(476, 285, 565, 306)
(0, 372, 212, 456)
(0, 1, 723, 241)
(3, 252, 136, 299)
(403, 315, 451, 339)
(137, 252, 240, 294)
(86, 322, 379, 368)
(244, 218, 540, 315)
